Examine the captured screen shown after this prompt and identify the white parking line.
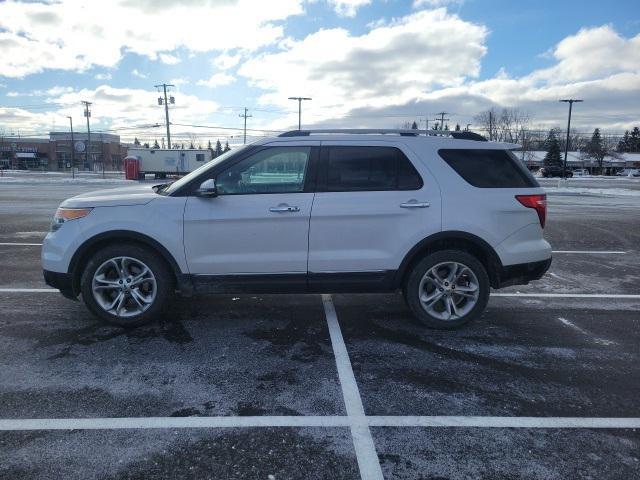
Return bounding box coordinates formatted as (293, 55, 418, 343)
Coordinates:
(557, 317, 617, 346)
(551, 250, 626, 254)
(493, 293, 640, 299)
(322, 294, 384, 480)
(2, 415, 638, 431)
(0, 242, 42, 246)
(0, 288, 57, 293)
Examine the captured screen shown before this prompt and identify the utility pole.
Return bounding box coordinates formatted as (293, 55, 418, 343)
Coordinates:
(155, 83, 175, 149)
(559, 99, 583, 180)
(288, 97, 312, 130)
(239, 107, 252, 144)
(466, 123, 472, 131)
(67, 116, 75, 179)
(421, 118, 439, 135)
(435, 112, 450, 131)
(81, 101, 91, 171)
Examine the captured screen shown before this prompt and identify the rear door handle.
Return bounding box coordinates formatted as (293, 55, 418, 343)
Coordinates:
(400, 201, 430, 209)
(269, 205, 300, 213)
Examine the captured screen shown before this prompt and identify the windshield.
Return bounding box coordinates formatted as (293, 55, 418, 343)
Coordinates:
(163, 145, 249, 195)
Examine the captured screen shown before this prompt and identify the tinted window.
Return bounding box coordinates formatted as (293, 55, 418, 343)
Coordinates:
(216, 146, 310, 194)
(438, 149, 538, 188)
(196, 153, 205, 162)
(326, 146, 422, 192)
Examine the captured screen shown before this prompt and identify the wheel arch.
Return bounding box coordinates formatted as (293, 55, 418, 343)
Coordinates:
(395, 231, 503, 289)
(68, 230, 189, 296)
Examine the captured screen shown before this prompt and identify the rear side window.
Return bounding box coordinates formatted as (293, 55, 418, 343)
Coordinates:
(438, 149, 538, 188)
(326, 146, 423, 192)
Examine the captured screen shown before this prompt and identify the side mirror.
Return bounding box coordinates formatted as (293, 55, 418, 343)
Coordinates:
(195, 178, 217, 197)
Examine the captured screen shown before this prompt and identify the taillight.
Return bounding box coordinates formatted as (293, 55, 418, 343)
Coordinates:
(516, 194, 547, 228)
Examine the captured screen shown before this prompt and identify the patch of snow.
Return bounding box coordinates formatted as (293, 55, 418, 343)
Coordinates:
(544, 187, 640, 198)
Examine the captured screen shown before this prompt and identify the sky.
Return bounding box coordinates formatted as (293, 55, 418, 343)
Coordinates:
(0, 0, 639, 146)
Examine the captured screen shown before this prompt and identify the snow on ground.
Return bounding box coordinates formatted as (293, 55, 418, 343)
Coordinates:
(0, 176, 132, 184)
(544, 187, 640, 197)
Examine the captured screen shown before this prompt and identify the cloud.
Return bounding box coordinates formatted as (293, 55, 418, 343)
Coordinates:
(0, 84, 220, 137)
(94, 72, 113, 81)
(214, 52, 242, 70)
(159, 53, 181, 65)
(239, 9, 487, 124)
(197, 73, 236, 88)
(325, 0, 371, 17)
(0, 0, 304, 77)
(131, 69, 148, 79)
(413, 0, 464, 8)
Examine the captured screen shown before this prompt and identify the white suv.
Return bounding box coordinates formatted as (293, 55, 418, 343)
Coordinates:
(42, 129, 551, 329)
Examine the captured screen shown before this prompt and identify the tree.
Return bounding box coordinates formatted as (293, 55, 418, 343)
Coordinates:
(455, 124, 461, 131)
(214, 140, 223, 157)
(411, 121, 418, 130)
(152, 139, 160, 149)
(630, 127, 640, 152)
(143, 142, 150, 148)
(617, 131, 630, 153)
(223, 141, 231, 152)
(474, 107, 530, 143)
(581, 128, 621, 174)
(133, 137, 141, 146)
(189, 141, 195, 149)
(543, 129, 562, 168)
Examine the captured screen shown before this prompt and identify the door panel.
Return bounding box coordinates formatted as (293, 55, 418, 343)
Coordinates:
(183, 144, 317, 275)
(308, 142, 441, 273)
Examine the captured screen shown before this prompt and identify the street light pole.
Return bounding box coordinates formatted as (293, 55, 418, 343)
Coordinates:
(559, 99, 583, 180)
(67, 116, 75, 179)
(288, 97, 312, 130)
(81, 101, 92, 171)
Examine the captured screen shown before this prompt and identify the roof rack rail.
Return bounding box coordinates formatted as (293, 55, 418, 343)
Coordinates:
(278, 129, 488, 141)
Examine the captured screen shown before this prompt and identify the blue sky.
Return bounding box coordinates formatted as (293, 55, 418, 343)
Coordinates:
(1, 0, 638, 145)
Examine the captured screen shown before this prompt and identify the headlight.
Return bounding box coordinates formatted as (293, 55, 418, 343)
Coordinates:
(51, 207, 93, 231)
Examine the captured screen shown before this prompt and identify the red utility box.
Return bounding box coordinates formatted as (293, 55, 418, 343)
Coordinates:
(124, 156, 140, 180)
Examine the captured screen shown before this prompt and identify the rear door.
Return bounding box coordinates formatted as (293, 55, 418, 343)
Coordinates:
(308, 141, 441, 275)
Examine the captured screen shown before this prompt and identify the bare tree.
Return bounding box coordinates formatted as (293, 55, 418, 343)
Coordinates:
(474, 108, 530, 142)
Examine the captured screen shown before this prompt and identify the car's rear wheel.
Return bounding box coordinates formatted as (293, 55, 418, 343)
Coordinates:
(404, 250, 489, 329)
(80, 243, 173, 327)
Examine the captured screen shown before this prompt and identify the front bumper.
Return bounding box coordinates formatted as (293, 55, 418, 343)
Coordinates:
(43, 270, 78, 300)
(496, 257, 552, 288)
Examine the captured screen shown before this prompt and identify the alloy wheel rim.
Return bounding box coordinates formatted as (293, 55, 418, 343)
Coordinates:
(418, 261, 479, 321)
(91, 256, 157, 318)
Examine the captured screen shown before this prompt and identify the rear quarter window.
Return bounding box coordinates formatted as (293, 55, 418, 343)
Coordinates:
(438, 149, 539, 188)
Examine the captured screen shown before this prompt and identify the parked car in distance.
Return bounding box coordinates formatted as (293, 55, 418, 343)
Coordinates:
(572, 168, 590, 177)
(616, 168, 640, 177)
(42, 129, 552, 329)
(540, 166, 573, 178)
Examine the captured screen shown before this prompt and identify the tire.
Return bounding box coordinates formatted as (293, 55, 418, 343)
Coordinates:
(403, 250, 490, 329)
(80, 243, 174, 327)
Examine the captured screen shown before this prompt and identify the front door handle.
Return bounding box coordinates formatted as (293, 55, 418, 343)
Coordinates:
(269, 205, 300, 213)
(400, 201, 430, 209)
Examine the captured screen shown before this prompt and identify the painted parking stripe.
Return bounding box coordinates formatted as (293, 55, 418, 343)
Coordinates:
(323, 294, 384, 480)
(367, 416, 640, 429)
(0, 242, 42, 246)
(551, 250, 626, 254)
(492, 293, 640, 299)
(0, 288, 57, 293)
(1, 415, 639, 431)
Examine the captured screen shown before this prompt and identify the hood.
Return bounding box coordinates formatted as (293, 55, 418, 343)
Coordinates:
(61, 184, 160, 208)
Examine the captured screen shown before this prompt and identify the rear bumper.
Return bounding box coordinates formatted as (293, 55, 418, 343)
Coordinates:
(495, 257, 552, 288)
(43, 270, 78, 300)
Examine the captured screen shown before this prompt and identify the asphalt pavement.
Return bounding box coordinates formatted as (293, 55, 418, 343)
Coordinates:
(0, 174, 638, 479)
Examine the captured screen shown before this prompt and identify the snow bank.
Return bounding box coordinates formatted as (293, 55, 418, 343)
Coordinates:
(544, 187, 640, 198)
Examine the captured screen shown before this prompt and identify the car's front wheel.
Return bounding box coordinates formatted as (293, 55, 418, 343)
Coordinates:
(404, 250, 490, 329)
(80, 243, 174, 327)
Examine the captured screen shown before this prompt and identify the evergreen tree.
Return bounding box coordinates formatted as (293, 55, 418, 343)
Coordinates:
(223, 141, 231, 152)
(133, 137, 141, 146)
(581, 128, 607, 174)
(411, 121, 418, 130)
(214, 140, 223, 157)
(630, 127, 640, 152)
(143, 142, 150, 149)
(543, 129, 562, 167)
(617, 131, 630, 153)
(189, 141, 195, 149)
(152, 139, 160, 149)
(455, 124, 461, 131)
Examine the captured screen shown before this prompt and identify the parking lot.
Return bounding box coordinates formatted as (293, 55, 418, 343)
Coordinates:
(1, 173, 639, 479)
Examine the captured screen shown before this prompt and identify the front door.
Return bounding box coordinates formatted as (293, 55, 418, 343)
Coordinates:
(183, 144, 318, 275)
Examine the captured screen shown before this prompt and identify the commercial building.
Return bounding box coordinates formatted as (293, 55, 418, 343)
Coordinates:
(0, 132, 128, 171)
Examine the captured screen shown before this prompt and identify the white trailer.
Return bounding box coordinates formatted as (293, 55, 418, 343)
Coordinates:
(126, 148, 212, 178)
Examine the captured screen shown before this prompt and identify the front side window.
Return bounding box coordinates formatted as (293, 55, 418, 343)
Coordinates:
(326, 146, 423, 192)
(216, 147, 310, 194)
